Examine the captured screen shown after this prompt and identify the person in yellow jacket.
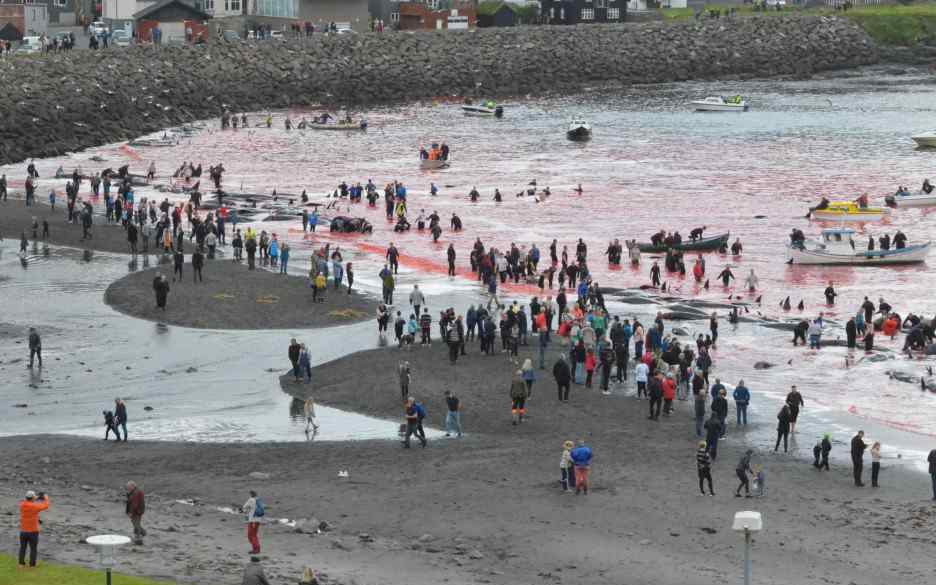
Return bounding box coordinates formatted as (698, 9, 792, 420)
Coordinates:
(313, 273, 327, 303)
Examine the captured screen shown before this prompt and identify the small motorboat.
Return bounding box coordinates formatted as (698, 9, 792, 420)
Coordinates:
(691, 96, 749, 112)
(306, 120, 368, 131)
(811, 201, 888, 222)
(788, 228, 929, 265)
(127, 133, 179, 148)
(885, 190, 936, 208)
(637, 233, 730, 254)
(567, 118, 592, 142)
(911, 132, 936, 148)
(420, 159, 449, 170)
(462, 100, 503, 118)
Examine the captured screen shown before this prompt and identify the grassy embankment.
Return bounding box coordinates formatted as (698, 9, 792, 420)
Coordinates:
(0, 554, 173, 585)
(662, 4, 936, 46)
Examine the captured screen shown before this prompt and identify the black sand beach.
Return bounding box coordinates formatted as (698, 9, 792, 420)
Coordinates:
(0, 197, 139, 255)
(0, 336, 932, 585)
(104, 260, 375, 330)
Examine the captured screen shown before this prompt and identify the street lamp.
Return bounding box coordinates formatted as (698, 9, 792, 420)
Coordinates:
(732, 511, 762, 585)
(86, 534, 132, 585)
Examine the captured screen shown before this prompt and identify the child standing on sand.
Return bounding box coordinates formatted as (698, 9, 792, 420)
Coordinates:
(753, 464, 766, 497)
(314, 272, 326, 303)
(559, 440, 576, 492)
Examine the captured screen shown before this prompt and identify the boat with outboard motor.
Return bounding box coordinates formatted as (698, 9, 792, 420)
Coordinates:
(787, 227, 929, 265)
(567, 118, 592, 142)
(691, 96, 748, 112)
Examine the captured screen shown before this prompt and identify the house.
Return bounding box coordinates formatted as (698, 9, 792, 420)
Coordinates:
(398, 1, 475, 30)
(134, 0, 210, 42)
(206, 0, 368, 33)
(0, 0, 47, 39)
(46, 0, 78, 26)
(539, 0, 626, 24)
(476, 1, 515, 27)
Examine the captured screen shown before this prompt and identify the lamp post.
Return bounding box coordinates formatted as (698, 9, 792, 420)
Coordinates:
(732, 511, 762, 585)
(86, 534, 131, 585)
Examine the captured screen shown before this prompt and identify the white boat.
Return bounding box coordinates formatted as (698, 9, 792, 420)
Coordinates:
(885, 190, 936, 208)
(462, 100, 503, 118)
(911, 132, 936, 148)
(692, 96, 749, 112)
(566, 118, 592, 142)
(787, 228, 929, 265)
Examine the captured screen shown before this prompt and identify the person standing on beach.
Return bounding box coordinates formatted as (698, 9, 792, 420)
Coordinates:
(288, 339, 301, 380)
(928, 449, 936, 500)
(172, 249, 184, 282)
(570, 440, 593, 496)
(192, 249, 204, 283)
(851, 430, 868, 487)
(398, 361, 411, 402)
(775, 404, 792, 453)
(553, 354, 571, 402)
(125, 481, 146, 545)
(298, 344, 311, 383)
(444, 390, 462, 438)
(870, 441, 882, 487)
(705, 414, 721, 460)
(403, 397, 427, 448)
(387, 243, 400, 274)
(379, 265, 394, 304)
(410, 284, 425, 318)
(510, 370, 529, 426)
(635, 359, 648, 398)
(245, 235, 257, 270)
(153, 274, 170, 311)
(735, 449, 753, 497)
(18, 490, 49, 567)
(115, 398, 128, 441)
(242, 490, 263, 554)
(786, 385, 804, 434)
(712, 388, 728, 438)
(694, 391, 706, 437)
(696, 441, 714, 496)
(27, 327, 41, 369)
(733, 380, 750, 426)
(127, 222, 138, 255)
(647, 371, 663, 420)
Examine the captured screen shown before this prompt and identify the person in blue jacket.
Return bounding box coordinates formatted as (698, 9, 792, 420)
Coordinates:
(733, 380, 750, 426)
(570, 440, 593, 496)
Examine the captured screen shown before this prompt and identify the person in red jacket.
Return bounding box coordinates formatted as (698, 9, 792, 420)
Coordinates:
(19, 490, 50, 567)
(584, 349, 596, 389)
(125, 481, 146, 545)
(662, 373, 677, 415)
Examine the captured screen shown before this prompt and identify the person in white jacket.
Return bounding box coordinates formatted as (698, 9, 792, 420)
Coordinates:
(410, 285, 426, 316)
(242, 490, 262, 554)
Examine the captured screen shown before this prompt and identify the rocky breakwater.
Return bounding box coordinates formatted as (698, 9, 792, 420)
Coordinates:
(0, 15, 876, 165)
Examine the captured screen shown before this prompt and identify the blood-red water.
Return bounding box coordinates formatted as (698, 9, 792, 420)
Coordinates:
(18, 68, 936, 455)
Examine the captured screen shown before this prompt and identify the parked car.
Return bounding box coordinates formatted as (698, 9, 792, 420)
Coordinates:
(221, 30, 240, 42)
(17, 36, 42, 54)
(111, 30, 133, 47)
(89, 21, 109, 36)
(269, 30, 284, 41)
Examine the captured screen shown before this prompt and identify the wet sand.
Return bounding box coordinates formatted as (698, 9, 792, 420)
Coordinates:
(0, 197, 137, 255)
(104, 260, 375, 330)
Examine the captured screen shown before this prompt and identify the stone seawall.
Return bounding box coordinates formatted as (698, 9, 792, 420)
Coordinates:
(0, 16, 877, 165)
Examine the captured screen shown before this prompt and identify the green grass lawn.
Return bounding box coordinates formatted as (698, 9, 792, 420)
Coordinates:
(0, 554, 174, 585)
(661, 3, 936, 45)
